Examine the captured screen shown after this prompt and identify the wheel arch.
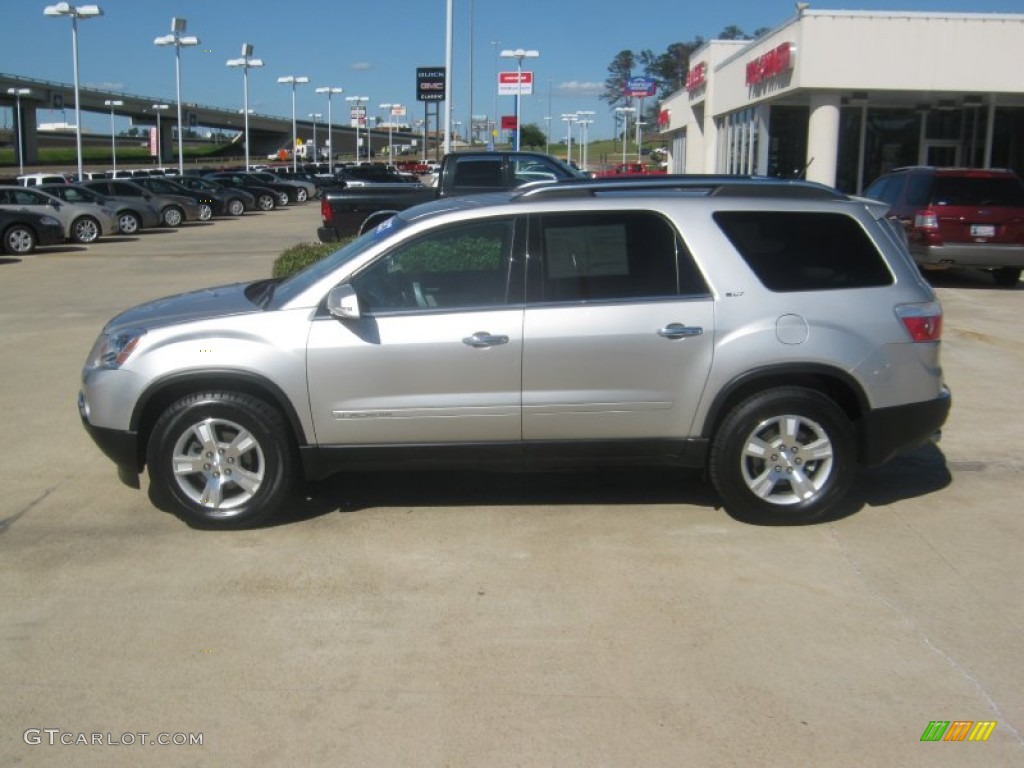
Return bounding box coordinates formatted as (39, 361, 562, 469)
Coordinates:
(129, 370, 309, 472)
(700, 364, 871, 461)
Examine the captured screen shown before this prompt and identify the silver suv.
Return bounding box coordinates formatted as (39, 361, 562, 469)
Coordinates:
(79, 177, 951, 529)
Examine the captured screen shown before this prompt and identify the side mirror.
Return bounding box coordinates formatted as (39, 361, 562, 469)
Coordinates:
(326, 284, 361, 320)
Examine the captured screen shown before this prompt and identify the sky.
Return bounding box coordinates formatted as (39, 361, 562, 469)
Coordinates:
(3, 0, 1023, 141)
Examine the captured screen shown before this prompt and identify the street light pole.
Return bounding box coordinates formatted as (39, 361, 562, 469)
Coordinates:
(576, 110, 594, 171)
(154, 17, 200, 176)
(104, 99, 122, 174)
(615, 106, 635, 165)
(379, 104, 400, 162)
(276, 75, 309, 172)
(6, 88, 31, 175)
(561, 113, 577, 165)
(500, 48, 539, 152)
(44, 3, 103, 182)
(308, 113, 321, 161)
(315, 86, 343, 174)
(226, 44, 263, 171)
(345, 96, 368, 163)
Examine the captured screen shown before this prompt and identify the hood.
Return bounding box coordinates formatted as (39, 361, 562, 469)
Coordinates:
(105, 281, 262, 333)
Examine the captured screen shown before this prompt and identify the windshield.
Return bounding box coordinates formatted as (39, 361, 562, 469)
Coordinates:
(268, 217, 409, 307)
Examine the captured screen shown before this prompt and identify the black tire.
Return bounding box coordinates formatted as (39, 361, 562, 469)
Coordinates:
(227, 198, 245, 216)
(197, 203, 213, 222)
(71, 215, 101, 243)
(146, 392, 296, 529)
(257, 193, 275, 211)
(3, 224, 36, 254)
(295, 187, 309, 203)
(277, 191, 290, 206)
(709, 387, 856, 525)
(993, 267, 1021, 288)
(162, 206, 184, 227)
(117, 211, 141, 234)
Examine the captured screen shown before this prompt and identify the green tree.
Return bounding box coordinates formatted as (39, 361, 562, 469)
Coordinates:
(519, 123, 546, 150)
(600, 49, 636, 111)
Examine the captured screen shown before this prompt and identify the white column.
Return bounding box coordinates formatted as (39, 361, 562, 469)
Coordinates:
(806, 92, 840, 187)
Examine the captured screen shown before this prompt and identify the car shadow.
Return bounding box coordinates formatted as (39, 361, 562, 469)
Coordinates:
(265, 442, 952, 529)
(926, 270, 1019, 290)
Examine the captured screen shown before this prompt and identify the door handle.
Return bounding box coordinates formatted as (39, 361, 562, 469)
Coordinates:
(657, 323, 703, 339)
(462, 331, 510, 348)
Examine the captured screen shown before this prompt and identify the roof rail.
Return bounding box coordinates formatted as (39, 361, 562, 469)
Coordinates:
(514, 175, 847, 201)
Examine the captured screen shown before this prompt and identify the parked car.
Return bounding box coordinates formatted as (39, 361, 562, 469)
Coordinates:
(0, 208, 65, 254)
(80, 179, 203, 228)
(201, 174, 279, 212)
(249, 170, 315, 202)
(864, 166, 1024, 287)
(16, 173, 69, 187)
(0, 185, 119, 243)
(127, 176, 215, 221)
(37, 183, 161, 235)
(167, 175, 254, 216)
(204, 172, 293, 209)
(79, 176, 950, 530)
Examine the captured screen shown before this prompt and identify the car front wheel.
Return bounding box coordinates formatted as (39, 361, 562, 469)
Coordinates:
(227, 198, 245, 216)
(257, 194, 275, 211)
(197, 203, 213, 221)
(146, 392, 296, 529)
(71, 216, 101, 243)
(162, 206, 184, 227)
(117, 211, 141, 234)
(295, 188, 308, 203)
(3, 224, 36, 254)
(709, 387, 856, 525)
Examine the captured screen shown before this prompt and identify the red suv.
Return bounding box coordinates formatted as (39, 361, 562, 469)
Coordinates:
(865, 167, 1024, 287)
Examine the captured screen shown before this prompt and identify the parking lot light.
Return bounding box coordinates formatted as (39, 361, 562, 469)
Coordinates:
(154, 17, 200, 176)
(43, 3, 103, 182)
(6, 87, 31, 175)
(345, 96, 368, 164)
(226, 44, 264, 171)
(151, 103, 169, 166)
(277, 75, 309, 172)
(315, 86, 343, 174)
(103, 99, 123, 174)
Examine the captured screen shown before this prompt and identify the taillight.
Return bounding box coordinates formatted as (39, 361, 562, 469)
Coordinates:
(913, 210, 939, 230)
(320, 196, 333, 225)
(895, 302, 943, 342)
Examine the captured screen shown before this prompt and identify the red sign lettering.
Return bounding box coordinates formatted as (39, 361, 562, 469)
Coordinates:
(745, 42, 794, 86)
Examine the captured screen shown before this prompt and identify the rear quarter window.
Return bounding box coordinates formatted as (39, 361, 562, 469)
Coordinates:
(714, 211, 893, 292)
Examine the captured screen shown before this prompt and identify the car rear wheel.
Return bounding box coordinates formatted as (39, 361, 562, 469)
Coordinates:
(71, 216, 101, 243)
(117, 211, 141, 234)
(162, 206, 184, 227)
(709, 387, 856, 525)
(3, 224, 36, 255)
(993, 267, 1021, 288)
(257, 193, 275, 211)
(147, 391, 296, 529)
(227, 198, 245, 216)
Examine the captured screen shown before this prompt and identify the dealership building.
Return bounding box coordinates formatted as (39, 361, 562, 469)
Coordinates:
(657, 9, 1024, 193)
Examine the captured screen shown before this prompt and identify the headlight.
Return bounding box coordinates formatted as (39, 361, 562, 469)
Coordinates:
(86, 329, 146, 369)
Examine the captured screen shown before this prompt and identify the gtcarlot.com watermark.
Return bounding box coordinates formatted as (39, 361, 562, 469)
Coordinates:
(23, 729, 203, 747)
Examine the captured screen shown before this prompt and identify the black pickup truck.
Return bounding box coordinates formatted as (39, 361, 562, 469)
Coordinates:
(316, 151, 583, 243)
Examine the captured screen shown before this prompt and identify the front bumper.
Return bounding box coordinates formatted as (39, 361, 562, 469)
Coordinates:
(78, 390, 141, 484)
(860, 386, 951, 466)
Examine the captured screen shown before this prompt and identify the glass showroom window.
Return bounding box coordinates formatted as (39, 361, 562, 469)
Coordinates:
(718, 107, 763, 176)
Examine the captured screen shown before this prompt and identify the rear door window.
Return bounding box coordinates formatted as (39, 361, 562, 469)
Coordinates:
(931, 176, 1024, 207)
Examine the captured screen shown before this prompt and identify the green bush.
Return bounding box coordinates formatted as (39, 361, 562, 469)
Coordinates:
(271, 241, 342, 278)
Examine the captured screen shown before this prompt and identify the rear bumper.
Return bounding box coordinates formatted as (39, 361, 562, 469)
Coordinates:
(860, 386, 951, 466)
(912, 243, 1024, 269)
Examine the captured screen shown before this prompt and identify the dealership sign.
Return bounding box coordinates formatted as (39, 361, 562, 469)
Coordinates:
(745, 43, 795, 86)
(416, 67, 446, 101)
(685, 62, 707, 93)
(624, 76, 656, 97)
(498, 71, 534, 96)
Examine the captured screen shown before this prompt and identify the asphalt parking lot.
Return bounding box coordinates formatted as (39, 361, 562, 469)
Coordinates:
(1, 203, 1022, 767)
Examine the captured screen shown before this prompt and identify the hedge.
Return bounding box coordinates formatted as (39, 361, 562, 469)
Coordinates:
(271, 241, 344, 278)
